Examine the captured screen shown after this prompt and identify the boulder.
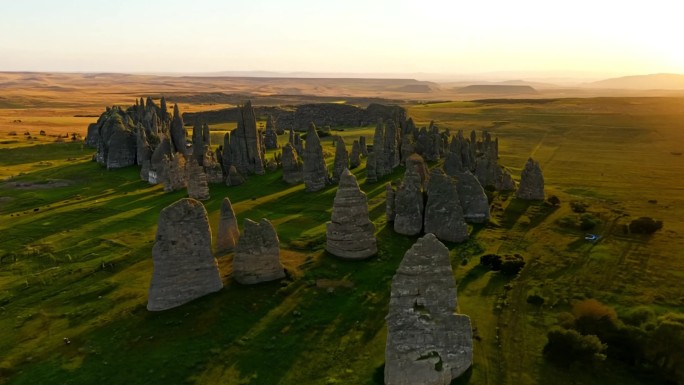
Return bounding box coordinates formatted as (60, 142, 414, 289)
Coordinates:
(147, 198, 223, 311)
(385, 234, 473, 385)
(325, 169, 377, 259)
(233, 218, 285, 284)
(217, 197, 240, 252)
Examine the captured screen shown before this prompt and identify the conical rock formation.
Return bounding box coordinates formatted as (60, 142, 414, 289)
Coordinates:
(217, 197, 239, 252)
(325, 169, 377, 259)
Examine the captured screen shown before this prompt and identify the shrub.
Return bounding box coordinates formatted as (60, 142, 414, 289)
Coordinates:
(570, 200, 588, 213)
(501, 254, 525, 276)
(546, 195, 561, 207)
(579, 213, 600, 231)
(622, 306, 656, 328)
(572, 299, 620, 337)
(543, 327, 606, 365)
(527, 294, 545, 306)
(628, 217, 663, 234)
(480, 254, 502, 270)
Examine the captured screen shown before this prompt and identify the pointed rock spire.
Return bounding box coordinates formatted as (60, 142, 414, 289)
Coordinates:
(325, 169, 377, 259)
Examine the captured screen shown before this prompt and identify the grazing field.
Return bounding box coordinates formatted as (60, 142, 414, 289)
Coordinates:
(1, 97, 683, 385)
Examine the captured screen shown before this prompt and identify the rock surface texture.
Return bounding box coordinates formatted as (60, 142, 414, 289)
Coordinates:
(325, 169, 377, 259)
(147, 198, 223, 311)
(233, 218, 285, 284)
(186, 160, 210, 201)
(516, 158, 545, 200)
(281, 143, 303, 184)
(424, 170, 469, 243)
(302, 123, 329, 192)
(453, 170, 490, 224)
(385, 234, 473, 385)
(393, 166, 424, 236)
(216, 197, 240, 252)
(332, 136, 349, 183)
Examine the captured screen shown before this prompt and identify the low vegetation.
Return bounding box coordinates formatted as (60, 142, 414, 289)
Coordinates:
(1, 97, 683, 385)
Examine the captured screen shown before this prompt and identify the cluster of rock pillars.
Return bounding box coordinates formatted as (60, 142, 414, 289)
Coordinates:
(86, 97, 545, 385)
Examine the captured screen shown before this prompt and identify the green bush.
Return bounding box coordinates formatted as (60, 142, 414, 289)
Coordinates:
(501, 254, 525, 276)
(570, 200, 588, 213)
(579, 213, 600, 231)
(543, 327, 606, 365)
(628, 217, 663, 234)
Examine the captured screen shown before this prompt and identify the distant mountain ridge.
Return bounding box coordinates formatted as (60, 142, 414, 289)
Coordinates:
(587, 73, 684, 90)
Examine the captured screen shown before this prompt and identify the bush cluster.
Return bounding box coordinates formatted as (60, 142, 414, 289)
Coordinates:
(543, 299, 684, 383)
(479, 253, 526, 276)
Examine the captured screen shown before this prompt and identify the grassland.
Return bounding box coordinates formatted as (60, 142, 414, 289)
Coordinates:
(1, 97, 683, 385)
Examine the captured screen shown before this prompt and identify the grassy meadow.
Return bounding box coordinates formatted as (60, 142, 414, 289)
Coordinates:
(1, 97, 683, 384)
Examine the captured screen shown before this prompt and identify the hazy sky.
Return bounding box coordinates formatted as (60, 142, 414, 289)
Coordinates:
(1, 0, 682, 79)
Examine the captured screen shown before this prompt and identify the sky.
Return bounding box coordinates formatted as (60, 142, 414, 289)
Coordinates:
(1, 0, 683, 80)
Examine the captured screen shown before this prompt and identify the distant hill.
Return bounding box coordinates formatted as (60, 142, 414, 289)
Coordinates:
(454, 85, 538, 95)
(587, 73, 684, 90)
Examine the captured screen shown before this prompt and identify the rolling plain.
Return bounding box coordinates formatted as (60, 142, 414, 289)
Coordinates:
(1, 73, 683, 385)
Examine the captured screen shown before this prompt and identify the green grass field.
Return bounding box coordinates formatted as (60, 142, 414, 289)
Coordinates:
(1, 97, 683, 384)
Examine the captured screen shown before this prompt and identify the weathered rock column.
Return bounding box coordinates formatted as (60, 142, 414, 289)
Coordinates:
(233, 218, 285, 284)
(325, 169, 377, 259)
(147, 198, 222, 311)
(385, 234, 473, 385)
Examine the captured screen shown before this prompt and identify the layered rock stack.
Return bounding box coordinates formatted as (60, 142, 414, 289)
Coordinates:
(191, 121, 204, 165)
(386, 183, 396, 223)
(263, 114, 279, 150)
(230, 101, 266, 176)
(453, 170, 490, 224)
(302, 123, 330, 192)
(170, 104, 188, 157)
(149, 136, 172, 184)
(162, 154, 187, 192)
(216, 197, 239, 252)
(393, 165, 425, 236)
(385, 234, 473, 385)
(359, 136, 368, 157)
(93, 108, 137, 169)
(147, 198, 223, 311)
(332, 136, 349, 183)
(349, 140, 361, 168)
(325, 169, 377, 259)
(233, 218, 285, 284)
(281, 143, 303, 184)
(516, 158, 545, 200)
(186, 159, 210, 201)
(424, 170, 469, 243)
